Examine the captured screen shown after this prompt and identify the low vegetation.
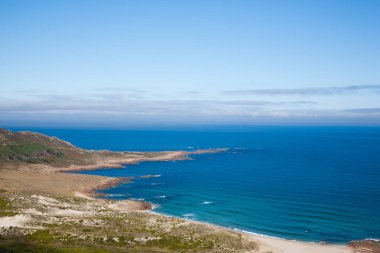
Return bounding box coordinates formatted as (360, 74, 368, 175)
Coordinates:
(0, 192, 258, 252)
(0, 196, 16, 217)
(0, 143, 64, 163)
(0, 129, 91, 167)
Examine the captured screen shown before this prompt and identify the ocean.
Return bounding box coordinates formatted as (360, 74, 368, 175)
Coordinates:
(12, 127, 380, 243)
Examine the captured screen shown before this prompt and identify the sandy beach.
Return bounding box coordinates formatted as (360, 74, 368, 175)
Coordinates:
(246, 233, 351, 253)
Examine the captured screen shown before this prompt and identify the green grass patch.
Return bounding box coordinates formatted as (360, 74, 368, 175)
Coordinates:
(10, 143, 48, 155)
(146, 235, 212, 251)
(0, 196, 16, 217)
(27, 230, 55, 243)
(0, 241, 114, 253)
(0, 143, 64, 163)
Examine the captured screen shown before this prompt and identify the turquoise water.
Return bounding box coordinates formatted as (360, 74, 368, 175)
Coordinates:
(13, 127, 380, 243)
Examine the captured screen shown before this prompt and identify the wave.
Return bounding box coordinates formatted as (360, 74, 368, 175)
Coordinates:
(361, 238, 380, 242)
(183, 213, 196, 218)
(151, 204, 160, 210)
(233, 228, 290, 240)
(108, 193, 130, 197)
(150, 182, 165, 186)
(232, 228, 321, 243)
(130, 198, 145, 201)
(140, 174, 161, 179)
(154, 195, 167, 199)
(202, 201, 213, 205)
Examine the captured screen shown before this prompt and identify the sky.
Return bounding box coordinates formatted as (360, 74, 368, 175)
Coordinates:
(1, 0, 380, 128)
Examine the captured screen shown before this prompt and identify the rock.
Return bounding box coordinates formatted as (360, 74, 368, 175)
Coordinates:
(349, 240, 380, 253)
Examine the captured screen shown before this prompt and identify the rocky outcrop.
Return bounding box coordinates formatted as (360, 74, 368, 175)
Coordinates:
(349, 240, 380, 253)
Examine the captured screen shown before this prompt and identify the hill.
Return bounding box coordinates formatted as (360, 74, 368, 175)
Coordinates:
(0, 128, 79, 164)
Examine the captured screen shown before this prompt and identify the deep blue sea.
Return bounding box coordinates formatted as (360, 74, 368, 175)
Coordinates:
(11, 127, 380, 243)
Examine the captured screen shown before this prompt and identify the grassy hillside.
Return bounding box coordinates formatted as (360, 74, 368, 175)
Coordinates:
(0, 129, 193, 170)
(0, 128, 82, 165)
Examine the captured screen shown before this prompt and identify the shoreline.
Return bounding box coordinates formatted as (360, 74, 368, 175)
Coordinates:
(67, 149, 225, 200)
(74, 151, 354, 252)
(148, 210, 352, 253)
(84, 176, 134, 198)
(69, 150, 355, 253)
(0, 147, 354, 252)
(57, 148, 227, 173)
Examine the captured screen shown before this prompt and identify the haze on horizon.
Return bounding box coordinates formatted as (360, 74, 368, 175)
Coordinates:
(1, 0, 380, 128)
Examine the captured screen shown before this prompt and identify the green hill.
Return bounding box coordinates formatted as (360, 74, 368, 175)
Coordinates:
(0, 128, 91, 166)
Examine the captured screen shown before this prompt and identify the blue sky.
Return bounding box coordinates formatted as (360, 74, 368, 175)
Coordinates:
(1, 0, 380, 127)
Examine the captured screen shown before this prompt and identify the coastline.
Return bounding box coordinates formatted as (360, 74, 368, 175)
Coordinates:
(0, 129, 369, 252)
(74, 149, 353, 252)
(245, 233, 351, 253)
(87, 176, 353, 253)
(148, 210, 352, 253)
(56, 148, 227, 173)
(57, 148, 354, 252)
